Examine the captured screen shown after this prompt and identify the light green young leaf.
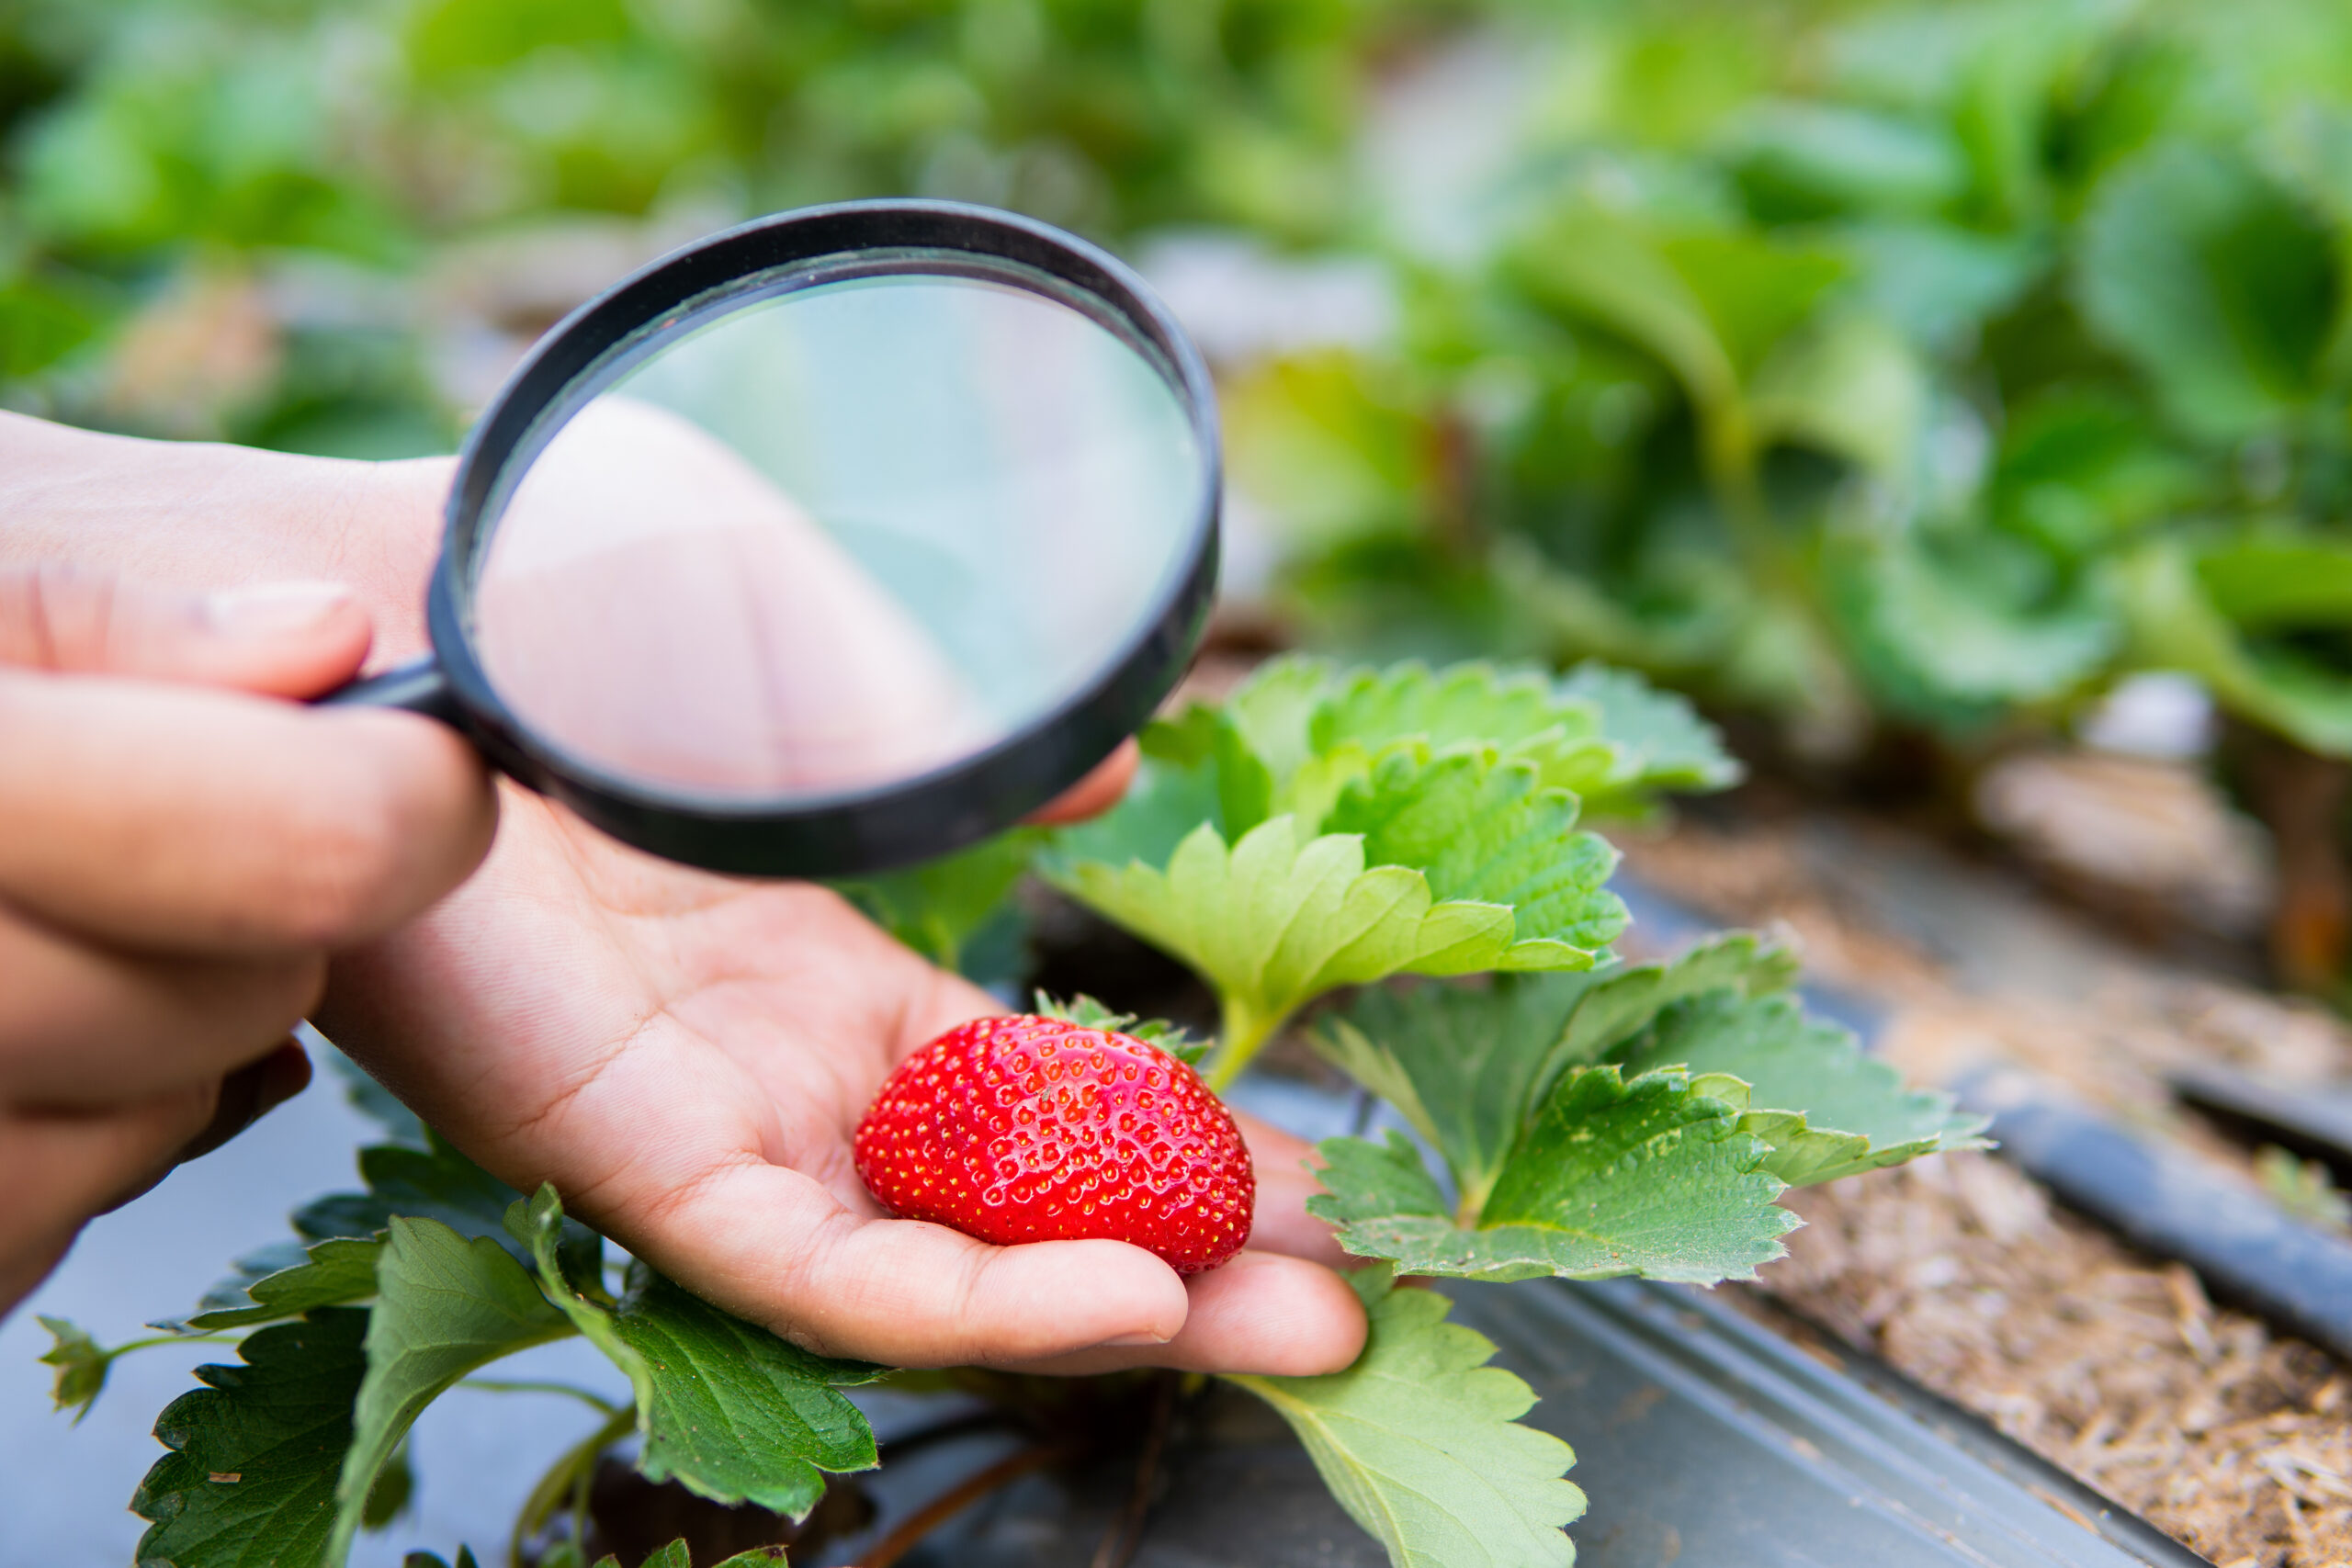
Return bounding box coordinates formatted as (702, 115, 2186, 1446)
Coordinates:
(1313, 933, 1798, 1209)
(511, 1186, 885, 1519)
(38, 1317, 109, 1421)
(325, 1218, 577, 1568)
(1227, 1269, 1582, 1568)
(2076, 140, 2338, 445)
(1554, 660, 1744, 801)
(186, 1237, 385, 1332)
(1049, 812, 1596, 1077)
(1619, 992, 1989, 1186)
(1310, 1066, 1796, 1284)
(132, 1309, 369, 1568)
(1324, 748, 1628, 970)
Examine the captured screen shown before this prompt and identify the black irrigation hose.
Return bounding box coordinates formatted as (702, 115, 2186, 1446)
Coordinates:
(1962, 1068, 2352, 1364)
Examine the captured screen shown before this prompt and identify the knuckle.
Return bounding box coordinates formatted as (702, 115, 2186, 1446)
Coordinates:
(0, 563, 112, 671)
(267, 786, 413, 944)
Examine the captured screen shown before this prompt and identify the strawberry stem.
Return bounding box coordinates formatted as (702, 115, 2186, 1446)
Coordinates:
(1203, 994, 1283, 1090)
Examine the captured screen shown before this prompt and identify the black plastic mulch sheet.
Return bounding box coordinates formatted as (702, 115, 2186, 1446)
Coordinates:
(857, 1277, 2205, 1567)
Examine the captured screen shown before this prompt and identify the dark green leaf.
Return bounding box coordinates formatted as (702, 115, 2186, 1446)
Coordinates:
(326, 1219, 576, 1567)
(132, 1310, 368, 1568)
(2075, 141, 2340, 444)
(1226, 1268, 1581, 1567)
(1312, 1066, 1796, 1283)
(832, 829, 1042, 974)
(361, 1442, 413, 1531)
(511, 1187, 884, 1520)
(1313, 932, 1798, 1211)
(1620, 993, 1991, 1185)
(295, 1131, 601, 1285)
(187, 1238, 384, 1332)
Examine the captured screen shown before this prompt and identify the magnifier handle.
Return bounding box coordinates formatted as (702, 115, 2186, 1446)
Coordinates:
(314, 653, 463, 727)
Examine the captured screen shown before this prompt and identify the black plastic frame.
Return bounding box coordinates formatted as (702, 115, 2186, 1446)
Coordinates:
(402, 200, 1220, 877)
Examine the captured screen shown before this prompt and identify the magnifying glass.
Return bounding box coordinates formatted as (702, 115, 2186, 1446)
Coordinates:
(326, 200, 1219, 877)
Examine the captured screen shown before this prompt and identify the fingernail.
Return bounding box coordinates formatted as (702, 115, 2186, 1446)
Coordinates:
(1104, 1331, 1171, 1347)
(206, 581, 356, 637)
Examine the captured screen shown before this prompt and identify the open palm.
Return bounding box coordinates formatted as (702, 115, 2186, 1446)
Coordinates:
(317, 784, 1366, 1376)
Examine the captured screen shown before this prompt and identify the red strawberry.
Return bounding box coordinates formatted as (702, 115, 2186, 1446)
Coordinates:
(854, 1014, 1254, 1274)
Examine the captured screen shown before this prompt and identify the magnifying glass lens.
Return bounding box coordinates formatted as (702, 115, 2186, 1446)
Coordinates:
(469, 272, 1204, 799)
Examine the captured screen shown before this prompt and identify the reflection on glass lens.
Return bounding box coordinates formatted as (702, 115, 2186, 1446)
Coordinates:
(470, 272, 1204, 798)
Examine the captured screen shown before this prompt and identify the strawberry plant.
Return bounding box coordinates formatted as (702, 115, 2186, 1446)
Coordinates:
(42, 655, 1982, 1566)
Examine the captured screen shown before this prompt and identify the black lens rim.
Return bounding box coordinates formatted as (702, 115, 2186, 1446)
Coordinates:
(424, 199, 1220, 877)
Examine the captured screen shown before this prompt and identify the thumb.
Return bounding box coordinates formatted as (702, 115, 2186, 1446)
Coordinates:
(0, 564, 373, 698)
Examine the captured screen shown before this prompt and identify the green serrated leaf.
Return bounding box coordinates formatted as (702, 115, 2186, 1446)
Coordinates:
(510, 1187, 884, 1520)
(1554, 661, 1744, 804)
(187, 1238, 384, 1332)
(1619, 992, 1989, 1185)
(707, 1550, 791, 1567)
(1324, 747, 1629, 969)
(325, 1218, 577, 1568)
(133, 1310, 369, 1568)
(1052, 816, 1536, 1081)
(1312, 1066, 1797, 1284)
(1227, 1269, 1582, 1568)
(325, 1053, 430, 1150)
(1312, 933, 1795, 1212)
(294, 1131, 601, 1286)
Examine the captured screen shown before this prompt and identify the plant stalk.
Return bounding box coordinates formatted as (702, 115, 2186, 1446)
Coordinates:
(1204, 993, 1283, 1091)
(508, 1402, 636, 1568)
(855, 1444, 1064, 1568)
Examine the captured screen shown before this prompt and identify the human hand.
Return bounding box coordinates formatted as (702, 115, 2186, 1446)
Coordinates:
(0, 412, 1363, 1374)
(0, 564, 495, 1314)
(319, 791, 1366, 1375)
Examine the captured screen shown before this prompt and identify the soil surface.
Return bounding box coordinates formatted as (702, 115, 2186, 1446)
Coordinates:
(1619, 796, 2352, 1567)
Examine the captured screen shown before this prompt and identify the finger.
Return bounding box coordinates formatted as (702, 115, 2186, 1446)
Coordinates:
(1022, 739, 1138, 826)
(173, 1039, 312, 1164)
(0, 914, 322, 1102)
(1001, 1250, 1369, 1377)
(586, 1158, 1193, 1368)
(0, 671, 496, 954)
(0, 564, 372, 697)
(1233, 1111, 1351, 1268)
(0, 1083, 219, 1317)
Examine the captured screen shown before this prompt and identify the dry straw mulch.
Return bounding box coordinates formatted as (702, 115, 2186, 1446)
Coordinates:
(1756, 1156, 2350, 1567)
(1619, 805, 2352, 1567)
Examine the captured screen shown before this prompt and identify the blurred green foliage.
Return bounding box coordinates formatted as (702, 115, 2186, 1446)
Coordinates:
(1227, 0, 2352, 772)
(0, 0, 1464, 451)
(10, 0, 2352, 773)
